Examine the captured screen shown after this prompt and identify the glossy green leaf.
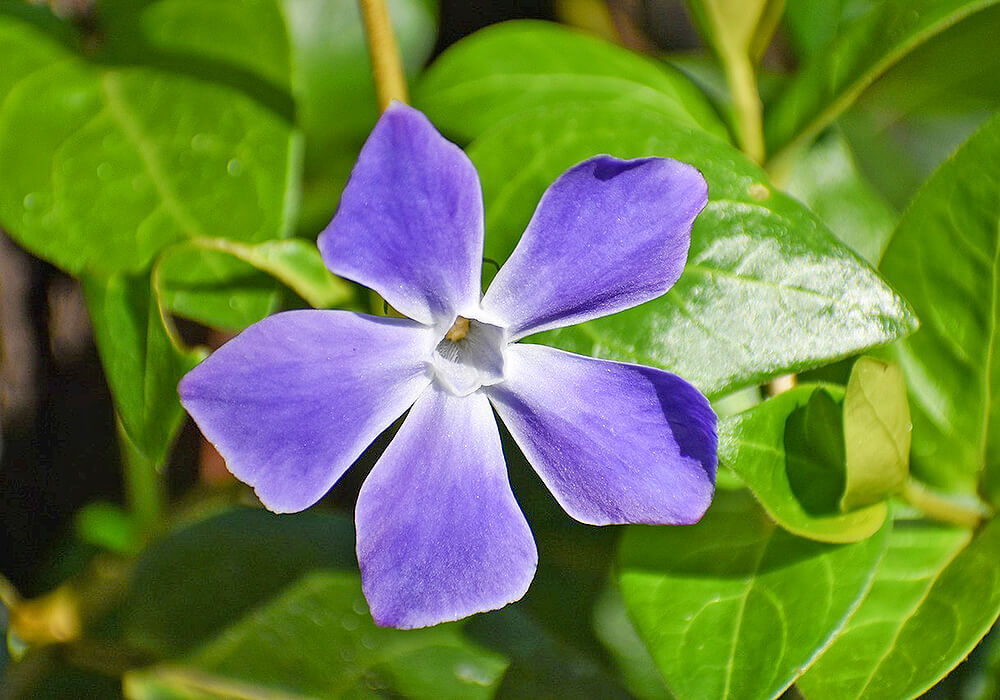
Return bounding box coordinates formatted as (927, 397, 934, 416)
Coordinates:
(0, 39, 298, 276)
(878, 112, 1000, 497)
(765, 0, 1000, 164)
(799, 517, 1000, 699)
(720, 385, 888, 542)
(841, 357, 910, 510)
(124, 571, 508, 699)
(785, 131, 897, 264)
(122, 507, 357, 656)
(81, 272, 203, 465)
(619, 490, 888, 700)
(415, 20, 728, 144)
(468, 103, 916, 399)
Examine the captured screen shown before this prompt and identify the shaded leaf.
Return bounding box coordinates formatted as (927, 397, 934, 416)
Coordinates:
(720, 385, 888, 542)
(765, 0, 1000, 164)
(619, 490, 888, 700)
(81, 272, 202, 465)
(125, 571, 508, 699)
(122, 507, 357, 657)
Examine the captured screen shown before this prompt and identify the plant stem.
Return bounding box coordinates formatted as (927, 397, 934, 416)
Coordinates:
(725, 54, 765, 163)
(118, 420, 164, 538)
(358, 0, 408, 110)
(902, 477, 992, 529)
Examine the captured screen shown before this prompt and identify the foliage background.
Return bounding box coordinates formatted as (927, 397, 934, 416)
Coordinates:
(2, 0, 1000, 698)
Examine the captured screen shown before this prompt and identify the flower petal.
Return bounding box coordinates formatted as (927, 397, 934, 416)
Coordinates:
(488, 343, 717, 525)
(179, 310, 433, 513)
(356, 387, 537, 629)
(318, 103, 484, 325)
(481, 156, 707, 339)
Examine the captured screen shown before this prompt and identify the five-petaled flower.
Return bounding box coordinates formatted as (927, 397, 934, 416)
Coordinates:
(179, 103, 718, 629)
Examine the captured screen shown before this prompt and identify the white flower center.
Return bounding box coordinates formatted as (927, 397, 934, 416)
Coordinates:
(430, 315, 507, 397)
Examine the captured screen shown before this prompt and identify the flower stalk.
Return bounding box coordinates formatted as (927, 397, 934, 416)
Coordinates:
(358, 0, 409, 110)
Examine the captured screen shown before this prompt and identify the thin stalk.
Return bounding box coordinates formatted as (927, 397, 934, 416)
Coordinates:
(118, 420, 165, 538)
(902, 477, 992, 529)
(725, 54, 765, 164)
(358, 0, 408, 110)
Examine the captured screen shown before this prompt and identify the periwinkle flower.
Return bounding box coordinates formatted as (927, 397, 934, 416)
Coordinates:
(179, 103, 717, 629)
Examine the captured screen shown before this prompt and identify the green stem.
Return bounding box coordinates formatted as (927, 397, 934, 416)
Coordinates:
(118, 420, 165, 538)
(724, 53, 765, 164)
(358, 0, 408, 110)
(901, 477, 992, 529)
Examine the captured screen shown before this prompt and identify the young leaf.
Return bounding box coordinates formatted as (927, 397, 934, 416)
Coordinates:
(878, 112, 1000, 498)
(124, 572, 508, 699)
(618, 490, 889, 700)
(415, 20, 728, 144)
(798, 518, 1000, 699)
(122, 508, 358, 656)
(81, 273, 203, 466)
(468, 103, 917, 399)
(765, 0, 1000, 165)
(841, 357, 911, 510)
(720, 385, 888, 543)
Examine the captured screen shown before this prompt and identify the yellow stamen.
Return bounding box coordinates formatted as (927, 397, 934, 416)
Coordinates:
(445, 316, 470, 342)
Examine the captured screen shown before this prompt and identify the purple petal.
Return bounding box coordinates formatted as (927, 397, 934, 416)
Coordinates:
(318, 103, 484, 325)
(356, 387, 537, 629)
(481, 156, 707, 339)
(179, 310, 433, 513)
(487, 344, 717, 525)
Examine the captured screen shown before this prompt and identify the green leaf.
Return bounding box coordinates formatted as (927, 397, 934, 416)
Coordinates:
(122, 507, 357, 656)
(124, 571, 508, 699)
(415, 20, 728, 144)
(878, 112, 1000, 498)
(840, 4, 1000, 208)
(765, 0, 1000, 165)
(0, 42, 298, 276)
(81, 272, 202, 465)
(798, 517, 1000, 699)
(784, 131, 897, 265)
(468, 102, 916, 399)
(841, 357, 911, 510)
(720, 385, 888, 542)
(619, 490, 888, 700)
(781, 0, 860, 60)
(97, 0, 293, 91)
(157, 250, 280, 331)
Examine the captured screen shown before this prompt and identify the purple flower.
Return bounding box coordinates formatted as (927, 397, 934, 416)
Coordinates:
(179, 103, 717, 629)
